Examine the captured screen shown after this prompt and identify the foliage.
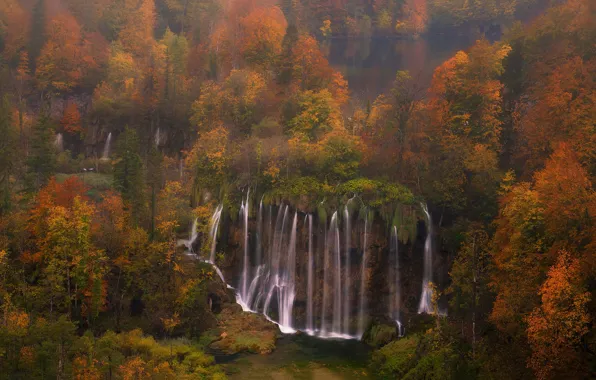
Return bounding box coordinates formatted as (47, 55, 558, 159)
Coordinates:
(526, 251, 591, 379)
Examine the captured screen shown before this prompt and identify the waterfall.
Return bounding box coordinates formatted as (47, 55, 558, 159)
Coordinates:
(102, 132, 112, 160)
(357, 215, 368, 338)
(199, 200, 429, 341)
(306, 214, 314, 333)
(390, 226, 403, 335)
(332, 213, 342, 335)
(155, 128, 161, 147)
(256, 199, 263, 271)
(240, 193, 250, 302)
(418, 203, 434, 314)
(278, 212, 297, 332)
(343, 206, 351, 335)
(54, 133, 63, 152)
(321, 213, 330, 335)
(208, 205, 223, 263)
(188, 218, 199, 252)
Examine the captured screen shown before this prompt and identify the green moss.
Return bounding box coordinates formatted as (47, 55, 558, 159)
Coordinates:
(363, 322, 397, 348)
(370, 336, 419, 379)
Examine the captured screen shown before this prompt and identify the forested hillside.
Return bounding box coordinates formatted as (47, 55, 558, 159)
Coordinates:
(0, 0, 594, 379)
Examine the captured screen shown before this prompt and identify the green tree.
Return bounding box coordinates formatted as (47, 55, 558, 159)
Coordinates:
(27, 113, 56, 190)
(0, 96, 16, 214)
(113, 127, 146, 225)
(447, 224, 490, 355)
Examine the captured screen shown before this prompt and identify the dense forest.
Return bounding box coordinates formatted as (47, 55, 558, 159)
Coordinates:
(0, 0, 594, 378)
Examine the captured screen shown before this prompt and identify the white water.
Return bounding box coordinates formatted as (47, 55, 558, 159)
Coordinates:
(54, 133, 63, 152)
(389, 226, 403, 332)
(202, 200, 435, 341)
(209, 204, 223, 263)
(418, 203, 434, 314)
(240, 193, 250, 301)
(102, 132, 112, 160)
(357, 215, 368, 338)
(306, 214, 314, 333)
(155, 128, 164, 147)
(343, 206, 351, 335)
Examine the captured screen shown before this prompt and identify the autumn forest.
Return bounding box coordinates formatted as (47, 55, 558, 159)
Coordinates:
(0, 0, 594, 378)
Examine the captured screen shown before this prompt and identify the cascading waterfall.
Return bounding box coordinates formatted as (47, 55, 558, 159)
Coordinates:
(203, 199, 433, 340)
(240, 193, 250, 301)
(343, 206, 351, 335)
(357, 215, 368, 338)
(418, 203, 434, 314)
(102, 132, 112, 160)
(277, 212, 298, 331)
(54, 133, 64, 152)
(155, 128, 162, 147)
(389, 226, 404, 336)
(208, 205, 223, 263)
(306, 214, 314, 334)
(332, 212, 342, 336)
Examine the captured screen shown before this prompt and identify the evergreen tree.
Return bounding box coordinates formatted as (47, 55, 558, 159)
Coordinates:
(113, 127, 146, 224)
(0, 96, 16, 214)
(27, 113, 56, 190)
(146, 145, 163, 239)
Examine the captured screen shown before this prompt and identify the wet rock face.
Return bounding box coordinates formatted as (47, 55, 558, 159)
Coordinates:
(361, 317, 399, 348)
(206, 202, 445, 336)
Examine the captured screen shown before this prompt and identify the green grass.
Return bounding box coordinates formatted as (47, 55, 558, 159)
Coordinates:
(55, 172, 113, 200)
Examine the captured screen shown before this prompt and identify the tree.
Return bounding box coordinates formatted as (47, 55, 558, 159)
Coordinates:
(0, 0, 31, 61)
(447, 225, 490, 355)
(27, 113, 56, 190)
(35, 12, 102, 94)
(39, 197, 107, 324)
(239, 6, 287, 67)
(118, 0, 157, 58)
(113, 127, 146, 225)
(526, 251, 590, 379)
(60, 102, 82, 135)
(0, 96, 16, 214)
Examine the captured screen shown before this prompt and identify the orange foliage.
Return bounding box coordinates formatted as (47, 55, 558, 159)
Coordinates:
(289, 36, 349, 104)
(526, 251, 590, 379)
(515, 57, 596, 174)
(61, 102, 82, 134)
(73, 356, 101, 380)
(534, 143, 595, 243)
(119, 356, 149, 380)
(118, 0, 156, 58)
(36, 12, 105, 92)
(239, 6, 287, 67)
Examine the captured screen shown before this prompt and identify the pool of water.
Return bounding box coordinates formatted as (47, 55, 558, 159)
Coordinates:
(218, 333, 372, 379)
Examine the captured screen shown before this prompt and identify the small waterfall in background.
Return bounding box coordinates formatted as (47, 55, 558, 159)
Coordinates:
(155, 128, 166, 147)
(306, 214, 314, 334)
(357, 214, 368, 338)
(418, 203, 434, 314)
(102, 132, 112, 160)
(54, 133, 64, 152)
